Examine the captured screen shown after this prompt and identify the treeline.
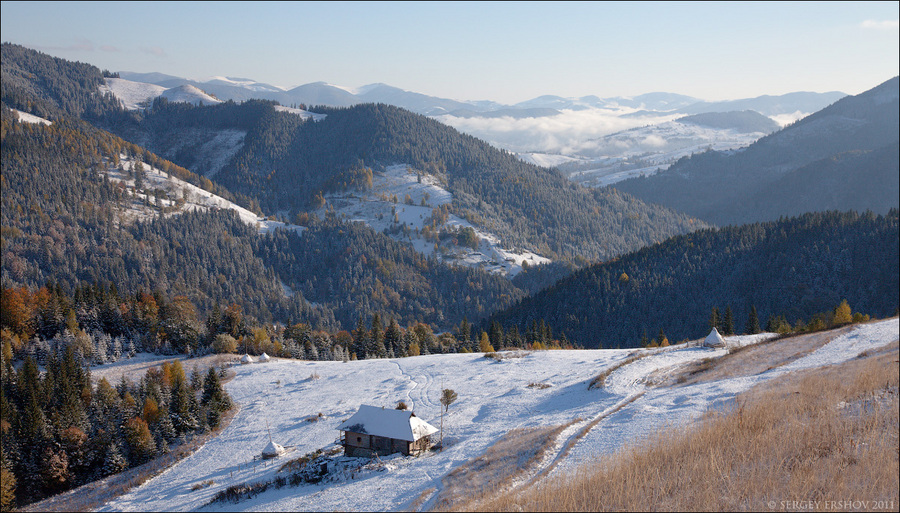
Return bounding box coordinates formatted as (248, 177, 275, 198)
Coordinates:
(0, 347, 232, 509)
(1, 282, 549, 367)
(0, 42, 124, 121)
(487, 210, 900, 348)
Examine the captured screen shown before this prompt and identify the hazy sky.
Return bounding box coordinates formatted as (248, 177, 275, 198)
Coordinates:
(2, 1, 897, 104)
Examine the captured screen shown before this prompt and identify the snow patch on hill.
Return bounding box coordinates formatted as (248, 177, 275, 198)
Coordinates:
(321, 164, 549, 277)
(101, 79, 221, 109)
(161, 84, 222, 106)
(12, 109, 52, 125)
(101, 155, 302, 235)
(100, 78, 168, 110)
(274, 105, 327, 121)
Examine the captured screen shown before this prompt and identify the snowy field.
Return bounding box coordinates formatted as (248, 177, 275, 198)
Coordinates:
(321, 164, 550, 277)
(96, 318, 898, 512)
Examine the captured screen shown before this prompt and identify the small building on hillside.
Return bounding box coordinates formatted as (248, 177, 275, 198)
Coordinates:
(337, 405, 438, 457)
(703, 327, 727, 348)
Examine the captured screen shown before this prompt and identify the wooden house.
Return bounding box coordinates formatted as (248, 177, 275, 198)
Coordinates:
(337, 405, 438, 457)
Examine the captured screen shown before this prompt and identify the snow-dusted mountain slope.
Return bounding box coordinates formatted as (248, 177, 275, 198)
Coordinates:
(160, 84, 222, 106)
(101, 79, 220, 109)
(320, 164, 549, 277)
(102, 155, 301, 235)
(94, 318, 898, 512)
(203, 75, 286, 93)
(519, 113, 777, 187)
(100, 78, 168, 109)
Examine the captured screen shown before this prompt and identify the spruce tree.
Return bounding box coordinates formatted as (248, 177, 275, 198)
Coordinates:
(370, 314, 385, 358)
(723, 307, 734, 335)
(745, 305, 761, 334)
(709, 307, 720, 332)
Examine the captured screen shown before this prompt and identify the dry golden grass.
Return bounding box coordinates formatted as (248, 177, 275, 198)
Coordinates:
(464, 344, 899, 512)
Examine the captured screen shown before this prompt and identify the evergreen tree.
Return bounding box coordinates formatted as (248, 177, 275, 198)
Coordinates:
(657, 328, 668, 347)
(488, 321, 504, 350)
(370, 314, 386, 358)
(385, 319, 403, 357)
(457, 318, 471, 344)
(745, 305, 761, 334)
(202, 367, 231, 428)
(709, 307, 720, 332)
(722, 306, 734, 335)
(351, 318, 369, 359)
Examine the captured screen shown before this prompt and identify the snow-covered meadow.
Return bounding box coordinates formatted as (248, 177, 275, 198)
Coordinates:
(320, 164, 550, 277)
(96, 318, 898, 512)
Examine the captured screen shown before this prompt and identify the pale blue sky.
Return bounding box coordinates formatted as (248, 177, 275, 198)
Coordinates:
(2, 1, 897, 103)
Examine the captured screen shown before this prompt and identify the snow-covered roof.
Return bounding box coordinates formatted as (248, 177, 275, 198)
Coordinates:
(337, 405, 438, 442)
(703, 327, 726, 348)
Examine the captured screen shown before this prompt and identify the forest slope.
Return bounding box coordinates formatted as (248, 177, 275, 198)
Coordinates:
(487, 210, 899, 348)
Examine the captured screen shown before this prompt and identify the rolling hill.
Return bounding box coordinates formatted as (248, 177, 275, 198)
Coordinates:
(614, 77, 900, 225)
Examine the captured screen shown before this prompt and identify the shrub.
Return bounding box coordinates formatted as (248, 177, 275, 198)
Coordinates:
(212, 334, 237, 354)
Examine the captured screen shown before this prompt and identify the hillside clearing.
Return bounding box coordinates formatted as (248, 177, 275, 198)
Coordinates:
(91, 318, 897, 512)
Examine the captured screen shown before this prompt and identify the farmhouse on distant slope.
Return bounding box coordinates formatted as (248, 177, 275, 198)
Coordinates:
(337, 405, 438, 457)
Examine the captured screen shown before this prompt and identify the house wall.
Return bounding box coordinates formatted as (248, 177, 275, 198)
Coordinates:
(341, 431, 414, 457)
(409, 435, 431, 455)
(344, 431, 372, 450)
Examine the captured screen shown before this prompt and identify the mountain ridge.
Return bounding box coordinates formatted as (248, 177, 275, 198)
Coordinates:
(614, 76, 900, 225)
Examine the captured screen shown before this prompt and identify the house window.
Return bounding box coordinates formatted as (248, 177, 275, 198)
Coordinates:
(356, 437, 361, 443)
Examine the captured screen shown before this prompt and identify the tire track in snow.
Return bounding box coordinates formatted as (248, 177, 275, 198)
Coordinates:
(390, 360, 417, 409)
(506, 391, 646, 493)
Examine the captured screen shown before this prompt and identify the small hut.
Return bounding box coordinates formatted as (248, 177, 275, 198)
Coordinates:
(240, 354, 255, 364)
(703, 327, 727, 348)
(259, 352, 271, 362)
(337, 405, 438, 457)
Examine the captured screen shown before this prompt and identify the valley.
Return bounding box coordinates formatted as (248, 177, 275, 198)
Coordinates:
(1, 28, 897, 513)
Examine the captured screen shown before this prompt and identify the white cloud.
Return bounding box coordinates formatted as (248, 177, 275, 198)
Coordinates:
(860, 19, 899, 30)
(435, 108, 677, 154)
(770, 111, 809, 127)
(641, 135, 667, 148)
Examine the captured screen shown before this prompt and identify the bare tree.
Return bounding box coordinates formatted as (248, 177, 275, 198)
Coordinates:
(440, 388, 457, 448)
